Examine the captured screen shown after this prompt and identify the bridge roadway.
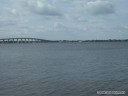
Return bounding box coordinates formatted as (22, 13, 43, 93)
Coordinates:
(0, 38, 51, 43)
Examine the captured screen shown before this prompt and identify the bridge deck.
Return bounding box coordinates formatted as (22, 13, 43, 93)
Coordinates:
(0, 38, 51, 43)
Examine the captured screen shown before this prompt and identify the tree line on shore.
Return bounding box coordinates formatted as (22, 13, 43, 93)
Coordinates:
(0, 39, 128, 43)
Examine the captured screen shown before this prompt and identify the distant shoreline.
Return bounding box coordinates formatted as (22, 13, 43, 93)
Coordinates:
(0, 38, 128, 44)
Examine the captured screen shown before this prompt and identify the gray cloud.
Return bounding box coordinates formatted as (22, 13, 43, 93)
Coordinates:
(113, 25, 128, 33)
(86, 0, 115, 15)
(0, 19, 18, 27)
(27, 0, 62, 16)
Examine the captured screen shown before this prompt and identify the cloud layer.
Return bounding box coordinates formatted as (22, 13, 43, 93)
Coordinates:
(0, 0, 127, 40)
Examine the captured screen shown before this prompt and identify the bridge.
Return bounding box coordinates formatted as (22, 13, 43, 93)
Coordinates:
(0, 38, 51, 43)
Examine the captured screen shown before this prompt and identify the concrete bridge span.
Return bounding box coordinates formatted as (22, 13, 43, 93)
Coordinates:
(0, 38, 51, 43)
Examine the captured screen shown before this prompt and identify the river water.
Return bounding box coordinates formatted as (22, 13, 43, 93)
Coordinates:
(0, 42, 128, 96)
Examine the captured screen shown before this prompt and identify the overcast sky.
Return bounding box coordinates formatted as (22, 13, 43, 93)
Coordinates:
(0, 0, 128, 40)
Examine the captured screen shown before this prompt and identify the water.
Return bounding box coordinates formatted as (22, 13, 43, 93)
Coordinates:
(0, 42, 128, 96)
